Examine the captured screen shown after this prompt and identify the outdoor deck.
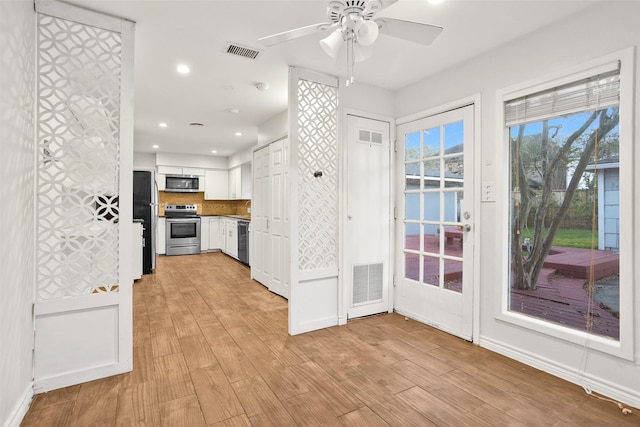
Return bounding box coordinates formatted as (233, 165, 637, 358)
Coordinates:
(405, 234, 620, 338)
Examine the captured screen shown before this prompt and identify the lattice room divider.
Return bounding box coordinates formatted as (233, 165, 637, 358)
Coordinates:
(33, 1, 134, 392)
(288, 68, 340, 335)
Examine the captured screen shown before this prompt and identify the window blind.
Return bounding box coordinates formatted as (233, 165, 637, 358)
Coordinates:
(505, 65, 620, 127)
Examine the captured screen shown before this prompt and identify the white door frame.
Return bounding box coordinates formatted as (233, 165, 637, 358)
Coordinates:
(339, 109, 396, 325)
(395, 95, 481, 343)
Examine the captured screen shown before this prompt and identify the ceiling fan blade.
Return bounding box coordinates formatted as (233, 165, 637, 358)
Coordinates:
(364, 0, 400, 15)
(375, 18, 443, 46)
(258, 22, 332, 47)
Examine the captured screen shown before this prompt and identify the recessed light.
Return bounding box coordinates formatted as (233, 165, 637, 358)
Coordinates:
(177, 64, 190, 74)
(211, 150, 217, 154)
(428, 0, 446, 4)
(255, 82, 269, 91)
(152, 144, 159, 149)
(235, 132, 242, 136)
(228, 108, 240, 114)
(159, 122, 167, 128)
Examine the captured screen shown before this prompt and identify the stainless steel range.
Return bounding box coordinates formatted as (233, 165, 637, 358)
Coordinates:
(165, 204, 201, 256)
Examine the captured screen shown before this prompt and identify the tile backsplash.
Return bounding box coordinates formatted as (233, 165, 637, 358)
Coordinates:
(159, 191, 251, 217)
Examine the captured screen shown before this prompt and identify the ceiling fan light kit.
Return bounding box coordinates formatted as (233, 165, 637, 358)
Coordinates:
(259, 0, 443, 86)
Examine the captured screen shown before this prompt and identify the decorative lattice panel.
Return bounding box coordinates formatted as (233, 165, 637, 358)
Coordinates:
(36, 14, 121, 300)
(296, 79, 338, 271)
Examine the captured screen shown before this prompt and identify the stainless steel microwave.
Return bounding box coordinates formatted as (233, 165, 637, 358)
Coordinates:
(165, 174, 199, 193)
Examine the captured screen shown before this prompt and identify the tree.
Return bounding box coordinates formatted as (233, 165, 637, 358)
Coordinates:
(511, 108, 619, 290)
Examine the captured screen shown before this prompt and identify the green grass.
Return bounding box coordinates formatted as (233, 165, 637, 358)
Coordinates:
(520, 228, 597, 249)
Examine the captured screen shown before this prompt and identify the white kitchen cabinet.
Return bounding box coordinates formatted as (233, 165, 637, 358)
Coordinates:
(133, 222, 143, 280)
(157, 217, 165, 255)
(182, 167, 205, 176)
(228, 167, 241, 199)
(225, 219, 238, 259)
(157, 165, 183, 175)
(204, 169, 228, 199)
(209, 217, 223, 250)
(157, 173, 165, 191)
(241, 162, 252, 199)
(200, 217, 209, 252)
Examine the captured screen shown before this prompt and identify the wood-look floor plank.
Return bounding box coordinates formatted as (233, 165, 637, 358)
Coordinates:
(21, 401, 76, 427)
(395, 385, 482, 426)
(178, 334, 218, 370)
(226, 326, 271, 356)
(338, 406, 391, 427)
(153, 353, 195, 403)
(231, 375, 297, 425)
(150, 326, 181, 357)
(70, 375, 120, 426)
(159, 394, 206, 427)
(190, 365, 245, 425)
(115, 381, 160, 426)
(211, 341, 259, 383)
(369, 395, 438, 426)
(209, 414, 252, 427)
(282, 392, 343, 426)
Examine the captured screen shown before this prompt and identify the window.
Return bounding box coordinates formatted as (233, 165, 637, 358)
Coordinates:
(503, 60, 630, 348)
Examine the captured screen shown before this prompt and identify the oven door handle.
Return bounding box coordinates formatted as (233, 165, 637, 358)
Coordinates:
(166, 217, 201, 223)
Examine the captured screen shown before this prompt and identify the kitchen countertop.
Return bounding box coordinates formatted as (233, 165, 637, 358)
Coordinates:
(159, 214, 251, 221)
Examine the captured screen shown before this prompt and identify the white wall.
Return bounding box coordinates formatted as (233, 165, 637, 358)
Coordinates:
(155, 152, 227, 169)
(133, 152, 156, 169)
(340, 80, 394, 117)
(257, 110, 287, 146)
(395, 1, 640, 406)
(228, 147, 252, 169)
(0, 1, 36, 426)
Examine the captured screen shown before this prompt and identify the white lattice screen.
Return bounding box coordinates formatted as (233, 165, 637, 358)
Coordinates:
(36, 13, 121, 300)
(296, 79, 339, 271)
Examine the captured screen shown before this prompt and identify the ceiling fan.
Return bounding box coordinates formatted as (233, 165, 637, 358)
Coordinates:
(258, 0, 443, 86)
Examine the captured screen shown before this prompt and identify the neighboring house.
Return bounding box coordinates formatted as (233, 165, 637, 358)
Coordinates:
(585, 156, 620, 252)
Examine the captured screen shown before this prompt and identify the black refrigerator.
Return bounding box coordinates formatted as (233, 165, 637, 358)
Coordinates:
(133, 170, 157, 274)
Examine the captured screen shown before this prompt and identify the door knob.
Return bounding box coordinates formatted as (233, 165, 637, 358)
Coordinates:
(464, 224, 471, 232)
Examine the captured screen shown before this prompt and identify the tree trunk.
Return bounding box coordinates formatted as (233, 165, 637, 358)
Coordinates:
(513, 109, 619, 291)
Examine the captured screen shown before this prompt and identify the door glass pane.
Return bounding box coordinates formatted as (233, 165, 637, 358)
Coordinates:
(423, 127, 440, 156)
(443, 190, 463, 222)
(444, 258, 463, 293)
(405, 193, 419, 220)
(405, 132, 420, 161)
(444, 155, 464, 187)
(405, 163, 420, 190)
(405, 253, 419, 281)
(422, 255, 439, 287)
(405, 224, 420, 251)
(424, 224, 439, 254)
(444, 121, 463, 152)
(423, 191, 439, 221)
(508, 108, 620, 340)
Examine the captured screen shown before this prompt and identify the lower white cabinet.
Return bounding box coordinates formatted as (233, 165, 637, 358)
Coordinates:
(200, 217, 210, 252)
(209, 217, 223, 250)
(225, 219, 238, 259)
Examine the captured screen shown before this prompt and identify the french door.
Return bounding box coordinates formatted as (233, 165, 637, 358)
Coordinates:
(395, 105, 475, 340)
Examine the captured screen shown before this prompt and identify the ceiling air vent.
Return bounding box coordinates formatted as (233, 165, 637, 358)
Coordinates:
(223, 42, 262, 60)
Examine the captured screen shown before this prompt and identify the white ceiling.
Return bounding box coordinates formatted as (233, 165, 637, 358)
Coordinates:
(66, 0, 599, 157)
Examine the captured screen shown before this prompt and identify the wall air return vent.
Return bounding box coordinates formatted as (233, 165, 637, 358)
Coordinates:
(358, 129, 383, 144)
(223, 42, 262, 60)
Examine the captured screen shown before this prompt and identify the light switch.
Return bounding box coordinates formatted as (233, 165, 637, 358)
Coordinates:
(482, 182, 495, 202)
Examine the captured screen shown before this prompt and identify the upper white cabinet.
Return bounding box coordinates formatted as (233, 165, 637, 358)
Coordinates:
(228, 163, 252, 200)
(228, 167, 241, 200)
(204, 169, 229, 200)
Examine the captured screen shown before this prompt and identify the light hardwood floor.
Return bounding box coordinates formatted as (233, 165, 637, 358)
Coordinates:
(22, 252, 638, 426)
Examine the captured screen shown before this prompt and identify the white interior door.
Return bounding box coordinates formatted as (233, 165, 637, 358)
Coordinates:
(395, 105, 475, 340)
(346, 115, 391, 319)
(268, 139, 288, 298)
(251, 145, 270, 287)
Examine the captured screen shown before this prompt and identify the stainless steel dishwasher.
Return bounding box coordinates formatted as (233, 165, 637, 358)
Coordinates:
(237, 220, 249, 266)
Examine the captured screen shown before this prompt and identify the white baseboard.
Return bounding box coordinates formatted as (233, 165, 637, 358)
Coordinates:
(480, 336, 640, 409)
(3, 382, 33, 427)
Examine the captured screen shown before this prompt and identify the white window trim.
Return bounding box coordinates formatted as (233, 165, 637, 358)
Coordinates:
(494, 48, 635, 361)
